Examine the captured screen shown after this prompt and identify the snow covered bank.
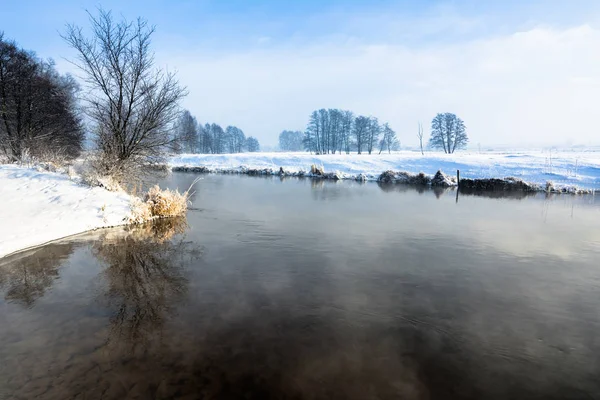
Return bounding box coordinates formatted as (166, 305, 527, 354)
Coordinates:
(0, 165, 134, 258)
(169, 151, 600, 190)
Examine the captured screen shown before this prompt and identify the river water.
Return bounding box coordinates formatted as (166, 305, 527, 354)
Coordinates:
(1, 174, 599, 399)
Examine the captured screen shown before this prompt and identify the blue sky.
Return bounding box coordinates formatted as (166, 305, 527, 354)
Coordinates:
(3, 0, 600, 147)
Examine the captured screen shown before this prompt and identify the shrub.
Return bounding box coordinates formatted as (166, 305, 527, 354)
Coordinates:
(144, 185, 189, 218)
(127, 197, 154, 224)
(127, 178, 199, 223)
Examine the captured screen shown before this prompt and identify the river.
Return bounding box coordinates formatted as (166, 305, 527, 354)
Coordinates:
(1, 173, 599, 399)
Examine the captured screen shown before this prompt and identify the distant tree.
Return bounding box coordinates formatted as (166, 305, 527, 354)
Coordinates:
(209, 123, 226, 154)
(63, 9, 187, 180)
(278, 130, 303, 151)
(417, 122, 424, 155)
(302, 108, 357, 154)
(0, 33, 84, 161)
(173, 110, 198, 153)
(366, 117, 380, 155)
(199, 123, 212, 154)
(303, 129, 315, 154)
(340, 110, 354, 154)
(226, 126, 245, 153)
(353, 116, 369, 154)
(428, 113, 468, 154)
(379, 123, 399, 154)
(235, 128, 246, 153)
(304, 111, 321, 154)
(317, 109, 330, 154)
(327, 108, 340, 154)
(246, 136, 260, 152)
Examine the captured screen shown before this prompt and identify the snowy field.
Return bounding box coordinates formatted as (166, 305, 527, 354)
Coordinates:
(170, 150, 600, 190)
(0, 165, 132, 258)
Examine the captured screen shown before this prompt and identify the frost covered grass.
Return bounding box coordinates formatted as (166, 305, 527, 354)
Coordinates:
(128, 184, 194, 224)
(169, 150, 600, 190)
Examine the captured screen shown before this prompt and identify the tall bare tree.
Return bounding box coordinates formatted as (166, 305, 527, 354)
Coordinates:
(63, 9, 187, 180)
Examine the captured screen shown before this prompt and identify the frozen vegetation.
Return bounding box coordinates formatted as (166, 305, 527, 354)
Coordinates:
(170, 150, 600, 190)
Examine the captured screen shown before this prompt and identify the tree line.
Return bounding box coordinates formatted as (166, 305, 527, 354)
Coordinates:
(280, 111, 468, 155)
(173, 109, 260, 154)
(288, 109, 400, 155)
(0, 33, 84, 162)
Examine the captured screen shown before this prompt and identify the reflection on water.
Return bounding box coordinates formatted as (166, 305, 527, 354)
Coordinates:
(0, 243, 73, 307)
(0, 175, 599, 399)
(92, 218, 200, 352)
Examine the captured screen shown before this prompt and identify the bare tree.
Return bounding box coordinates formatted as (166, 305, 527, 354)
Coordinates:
(379, 123, 398, 154)
(199, 123, 212, 154)
(62, 9, 187, 180)
(245, 136, 260, 152)
(366, 117, 380, 155)
(208, 123, 225, 154)
(429, 113, 468, 154)
(304, 111, 321, 154)
(417, 122, 424, 155)
(341, 110, 354, 154)
(173, 110, 198, 154)
(353, 116, 369, 154)
(226, 126, 245, 153)
(318, 109, 329, 154)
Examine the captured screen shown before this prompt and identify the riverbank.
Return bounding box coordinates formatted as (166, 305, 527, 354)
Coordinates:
(0, 164, 133, 258)
(169, 151, 600, 192)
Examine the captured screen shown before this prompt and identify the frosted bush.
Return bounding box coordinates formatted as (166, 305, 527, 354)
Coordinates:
(144, 185, 189, 218)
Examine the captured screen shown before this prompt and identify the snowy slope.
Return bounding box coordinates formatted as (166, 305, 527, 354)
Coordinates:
(0, 165, 133, 258)
(170, 151, 600, 189)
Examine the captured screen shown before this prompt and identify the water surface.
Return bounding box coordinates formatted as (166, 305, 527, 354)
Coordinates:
(1, 174, 599, 399)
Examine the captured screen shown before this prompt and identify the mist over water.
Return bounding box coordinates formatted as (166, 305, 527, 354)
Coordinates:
(1, 174, 599, 399)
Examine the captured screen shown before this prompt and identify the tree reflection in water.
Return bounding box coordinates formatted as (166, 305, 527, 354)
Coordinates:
(0, 217, 204, 399)
(0, 243, 73, 307)
(92, 217, 201, 353)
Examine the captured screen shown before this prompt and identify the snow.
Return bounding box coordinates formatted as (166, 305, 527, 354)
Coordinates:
(170, 150, 600, 190)
(0, 165, 133, 258)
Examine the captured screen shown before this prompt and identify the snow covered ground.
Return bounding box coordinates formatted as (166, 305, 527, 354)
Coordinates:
(170, 150, 600, 190)
(0, 165, 133, 258)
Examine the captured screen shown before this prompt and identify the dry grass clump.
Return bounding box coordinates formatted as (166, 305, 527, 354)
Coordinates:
(128, 197, 154, 224)
(127, 178, 199, 224)
(145, 185, 189, 217)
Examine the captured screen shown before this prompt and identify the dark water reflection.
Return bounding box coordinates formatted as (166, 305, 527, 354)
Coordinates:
(1, 174, 600, 400)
